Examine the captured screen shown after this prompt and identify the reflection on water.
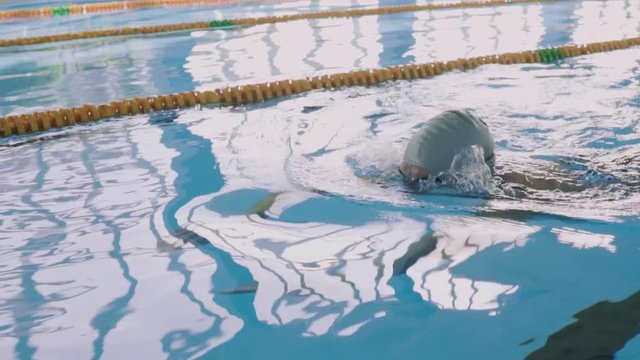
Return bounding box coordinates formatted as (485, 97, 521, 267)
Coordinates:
(551, 227, 616, 253)
(2, 0, 640, 359)
(378, 0, 415, 66)
(407, 216, 536, 312)
(183, 193, 428, 335)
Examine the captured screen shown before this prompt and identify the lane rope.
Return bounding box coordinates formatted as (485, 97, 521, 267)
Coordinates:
(1, 37, 638, 138)
(0, 0, 267, 20)
(0, 0, 560, 48)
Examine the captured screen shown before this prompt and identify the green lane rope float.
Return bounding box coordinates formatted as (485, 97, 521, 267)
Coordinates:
(0, 0, 560, 48)
(537, 47, 565, 63)
(209, 19, 235, 28)
(51, 7, 71, 16)
(1, 37, 638, 138)
(0, 0, 267, 20)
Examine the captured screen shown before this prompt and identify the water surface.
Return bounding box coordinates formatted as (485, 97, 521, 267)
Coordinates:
(1, 0, 640, 359)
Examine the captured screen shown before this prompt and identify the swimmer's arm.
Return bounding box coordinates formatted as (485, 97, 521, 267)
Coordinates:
(500, 172, 585, 192)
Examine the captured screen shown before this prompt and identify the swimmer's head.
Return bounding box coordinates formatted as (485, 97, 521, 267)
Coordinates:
(400, 110, 495, 180)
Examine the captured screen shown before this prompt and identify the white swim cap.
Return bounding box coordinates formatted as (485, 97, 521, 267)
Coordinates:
(402, 110, 495, 177)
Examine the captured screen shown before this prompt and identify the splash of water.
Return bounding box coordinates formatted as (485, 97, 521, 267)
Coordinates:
(348, 142, 502, 197)
(415, 145, 502, 196)
(346, 139, 405, 182)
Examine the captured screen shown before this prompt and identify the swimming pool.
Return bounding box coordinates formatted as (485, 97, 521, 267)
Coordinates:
(1, 0, 639, 358)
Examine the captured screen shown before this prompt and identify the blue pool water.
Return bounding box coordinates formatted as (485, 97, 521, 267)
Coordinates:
(1, 0, 640, 359)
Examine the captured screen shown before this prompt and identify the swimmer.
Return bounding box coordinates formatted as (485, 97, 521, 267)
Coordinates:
(399, 109, 623, 194)
(399, 109, 495, 181)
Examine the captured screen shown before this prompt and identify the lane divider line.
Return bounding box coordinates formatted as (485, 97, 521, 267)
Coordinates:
(0, 0, 269, 20)
(1, 37, 638, 138)
(0, 0, 561, 48)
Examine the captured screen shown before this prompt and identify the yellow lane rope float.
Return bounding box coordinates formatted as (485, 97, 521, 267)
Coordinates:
(0, 0, 271, 20)
(0, 0, 559, 48)
(1, 37, 638, 138)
